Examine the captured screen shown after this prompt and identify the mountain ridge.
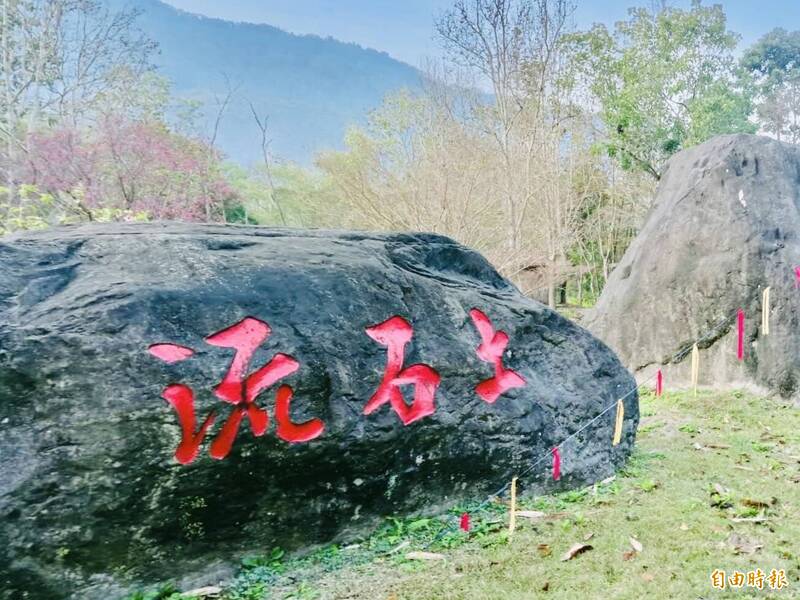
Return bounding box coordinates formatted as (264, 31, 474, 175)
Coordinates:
(109, 0, 423, 164)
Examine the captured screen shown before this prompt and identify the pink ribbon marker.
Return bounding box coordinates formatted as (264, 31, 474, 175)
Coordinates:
(795, 266, 800, 288)
(460, 512, 471, 532)
(737, 309, 745, 361)
(552, 447, 561, 481)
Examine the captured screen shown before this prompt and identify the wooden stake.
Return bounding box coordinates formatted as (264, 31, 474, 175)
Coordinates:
(762, 287, 770, 335)
(508, 476, 518, 539)
(691, 343, 699, 396)
(612, 399, 624, 446)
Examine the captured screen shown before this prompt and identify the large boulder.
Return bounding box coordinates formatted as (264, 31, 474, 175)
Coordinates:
(0, 223, 636, 599)
(587, 134, 800, 399)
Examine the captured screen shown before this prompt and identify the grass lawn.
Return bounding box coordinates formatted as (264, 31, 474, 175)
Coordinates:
(140, 389, 800, 600)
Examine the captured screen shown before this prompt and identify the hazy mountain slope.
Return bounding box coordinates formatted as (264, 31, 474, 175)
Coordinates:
(111, 0, 422, 164)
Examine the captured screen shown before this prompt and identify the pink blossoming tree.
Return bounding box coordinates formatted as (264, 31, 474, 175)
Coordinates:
(20, 116, 235, 224)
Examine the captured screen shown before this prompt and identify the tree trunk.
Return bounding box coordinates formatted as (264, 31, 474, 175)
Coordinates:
(3, 0, 17, 209)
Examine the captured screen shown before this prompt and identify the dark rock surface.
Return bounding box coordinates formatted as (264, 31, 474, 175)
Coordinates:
(587, 134, 800, 399)
(0, 223, 636, 599)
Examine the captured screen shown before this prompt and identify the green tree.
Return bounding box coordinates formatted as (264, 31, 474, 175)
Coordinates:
(570, 1, 755, 180)
(0, 0, 155, 208)
(741, 28, 800, 143)
(224, 162, 342, 228)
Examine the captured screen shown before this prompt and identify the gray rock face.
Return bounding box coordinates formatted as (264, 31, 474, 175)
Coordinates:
(587, 134, 800, 399)
(0, 223, 636, 599)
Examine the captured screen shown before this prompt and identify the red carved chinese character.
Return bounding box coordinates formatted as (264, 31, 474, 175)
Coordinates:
(149, 316, 325, 464)
(148, 343, 195, 364)
(204, 317, 302, 459)
(364, 316, 441, 425)
(161, 384, 216, 465)
(274, 384, 325, 442)
(469, 309, 525, 403)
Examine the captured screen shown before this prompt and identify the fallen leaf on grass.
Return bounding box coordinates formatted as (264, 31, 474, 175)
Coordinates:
(541, 581, 550, 592)
(181, 588, 221, 599)
(405, 551, 445, 561)
(622, 550, 636, 561)
(713, 483, 728, 495)
(741, 498, 775, 509)
(706, 443, 731, 449)
(537, 543, 552, 557)
(641, 573, 654, 582)
(730, 516, 769, 524)
(679, 524, 689, 531)
(629, 537, 643, 553)
(389, 541, 410, 554)
(584, 532, 594, 541)
(561, 543, 593, 561)
(516, 510, 547, 520)
(727, 533, 763, 555)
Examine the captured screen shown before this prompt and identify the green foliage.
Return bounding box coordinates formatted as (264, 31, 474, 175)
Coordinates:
(637, 478, 658, 493)
(741, 28, 800, 92)
(241, 547, 286, 571)
(222, 201, 259, 225)
(282, 582, 319, 600)
(123, 583, 183, 600)
(223, 162, 343, 228)
(569, 1, 755, 179)
(559, 489, 589, 504)
(0, 185, 53, 234)
(0, 184, 150, 236)
(681, 79, 756, 147)
(741, 28, 800, 143)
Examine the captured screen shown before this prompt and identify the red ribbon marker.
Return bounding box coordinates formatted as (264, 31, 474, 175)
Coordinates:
(656, 369, 663, 397)
(460, 512, 471, 532)
(737, 309, 745, 361)
(552, 447, 561, 481)
(795, 266, 800, 288)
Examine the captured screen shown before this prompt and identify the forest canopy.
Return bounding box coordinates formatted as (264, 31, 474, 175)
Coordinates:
(0, 0, 795, 306)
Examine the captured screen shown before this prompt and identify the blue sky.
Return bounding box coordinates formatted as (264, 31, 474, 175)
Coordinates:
(162, 0, 800, 67)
